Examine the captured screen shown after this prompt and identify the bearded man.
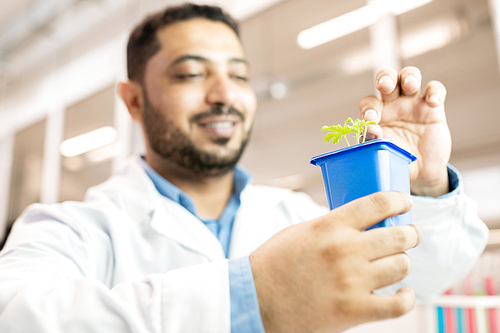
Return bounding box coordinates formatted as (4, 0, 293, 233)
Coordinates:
(0, 3, 488, 333)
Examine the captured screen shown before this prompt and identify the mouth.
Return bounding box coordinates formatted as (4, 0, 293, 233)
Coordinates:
(196, 116, 240, 137)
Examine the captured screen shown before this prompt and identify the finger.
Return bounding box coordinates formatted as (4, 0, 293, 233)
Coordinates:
(375, 68, 399, 102)
(368, 253, 412, 290)
(399, 66, 422, 97)
(359, 96, 384, 139)
(359, 96, 382, 123)
(359, 96, 384, 140)
(364, 124, 383, 140)
(333, 191, 414, 231)
(360, 224, 422, 260)
(423, 80, 447, 108)
(363, 287, 416, 321)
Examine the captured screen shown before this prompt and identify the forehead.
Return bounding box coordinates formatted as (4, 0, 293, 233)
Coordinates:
(155, 18, 246, 64)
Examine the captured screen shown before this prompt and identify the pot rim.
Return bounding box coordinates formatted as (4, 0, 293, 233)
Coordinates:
(310, 138, 417, 166)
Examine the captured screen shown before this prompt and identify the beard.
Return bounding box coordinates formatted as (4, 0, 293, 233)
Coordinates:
(142, 93, 251, 178)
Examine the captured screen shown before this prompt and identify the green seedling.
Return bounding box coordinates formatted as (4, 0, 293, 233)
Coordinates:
(321, 117, 376, 146)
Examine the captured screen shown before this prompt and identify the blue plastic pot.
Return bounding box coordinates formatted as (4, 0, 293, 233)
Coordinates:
(310, 139, 416, 229)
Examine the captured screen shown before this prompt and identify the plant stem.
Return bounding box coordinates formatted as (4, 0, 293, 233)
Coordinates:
(344, 135, 350, 146)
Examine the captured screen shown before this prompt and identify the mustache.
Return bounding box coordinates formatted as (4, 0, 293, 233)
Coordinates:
(190, 105, 245, 123)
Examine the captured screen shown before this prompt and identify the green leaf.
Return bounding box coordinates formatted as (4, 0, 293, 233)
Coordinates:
(342, 124, 356, 134)
(323, 132, 336, 142)
(329, 133, 343, 145)
(321, 117, 375, 146)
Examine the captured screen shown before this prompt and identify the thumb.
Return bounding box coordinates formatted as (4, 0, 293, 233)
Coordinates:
(331, 191, 413, 230)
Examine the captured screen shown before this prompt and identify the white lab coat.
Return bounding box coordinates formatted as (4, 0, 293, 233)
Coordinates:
(0, 157, 488, 333)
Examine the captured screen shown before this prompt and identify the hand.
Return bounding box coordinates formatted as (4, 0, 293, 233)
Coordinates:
(359, 66, 451, 197)
(250, 191, 421, 333)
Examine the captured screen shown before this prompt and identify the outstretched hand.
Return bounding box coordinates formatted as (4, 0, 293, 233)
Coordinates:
(250, 191, 421, 333)
(359, 66, 451, 197)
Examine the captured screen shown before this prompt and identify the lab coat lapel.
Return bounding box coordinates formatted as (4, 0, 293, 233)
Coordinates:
(111, 158, 226, 262)
(150, 199, 226, 262)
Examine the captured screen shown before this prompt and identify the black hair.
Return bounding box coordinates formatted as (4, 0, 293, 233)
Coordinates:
(126, 3, 239, 82)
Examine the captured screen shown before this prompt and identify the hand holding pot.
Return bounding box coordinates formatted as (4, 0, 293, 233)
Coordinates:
(250, 191, 421, 333)
(359, 66, 451, 197)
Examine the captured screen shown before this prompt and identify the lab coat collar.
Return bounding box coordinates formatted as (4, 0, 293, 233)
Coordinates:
(88, 157, 226, 261)
(149, 201, 226, 261)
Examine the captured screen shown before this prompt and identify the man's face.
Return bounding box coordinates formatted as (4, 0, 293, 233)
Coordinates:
(141, 18, 257, 177)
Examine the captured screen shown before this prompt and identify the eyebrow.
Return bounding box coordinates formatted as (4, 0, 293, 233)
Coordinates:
(170, 54, 249, 67)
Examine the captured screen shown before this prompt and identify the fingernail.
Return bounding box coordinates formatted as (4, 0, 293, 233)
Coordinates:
(364, 109, 378, 120)
(428, 94, 440, 104)
(378, 75, 393, 85)
(406, 192, 414, 204)
(404, 75, 418, 85)
(413, 225, 423, 246)
(364, 133, 376, 141)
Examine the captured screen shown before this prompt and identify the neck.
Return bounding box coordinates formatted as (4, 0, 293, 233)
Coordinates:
(145, 153, 234, 219)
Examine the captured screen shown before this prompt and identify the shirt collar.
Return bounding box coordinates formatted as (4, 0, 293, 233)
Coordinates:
(138, 157, 252, 216)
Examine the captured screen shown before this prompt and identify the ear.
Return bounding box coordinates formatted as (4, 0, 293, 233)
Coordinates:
(117, 80, 144, 122)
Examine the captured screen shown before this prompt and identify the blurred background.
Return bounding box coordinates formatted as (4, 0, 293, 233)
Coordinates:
(1, 0, 500, 331)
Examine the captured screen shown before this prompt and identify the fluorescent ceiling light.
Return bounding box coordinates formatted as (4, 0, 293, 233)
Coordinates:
(60, 126, 117, 157)
(298, 6, 380, 50)
(298, 0, 433, 49)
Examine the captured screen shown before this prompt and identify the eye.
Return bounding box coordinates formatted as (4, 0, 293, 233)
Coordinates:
(230, 74, 249, 82)
(175, 73, 206, 80)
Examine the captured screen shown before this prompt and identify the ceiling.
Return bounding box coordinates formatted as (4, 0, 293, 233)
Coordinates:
(0, 0, 285, 76)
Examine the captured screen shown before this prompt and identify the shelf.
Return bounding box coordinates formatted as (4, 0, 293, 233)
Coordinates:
(429, 295, 500, 308)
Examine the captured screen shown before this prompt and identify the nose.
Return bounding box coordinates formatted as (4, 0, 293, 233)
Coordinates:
(206, 74, 236, 106)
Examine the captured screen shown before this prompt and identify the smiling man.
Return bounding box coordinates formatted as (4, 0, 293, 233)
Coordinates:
(0, 3, 488, 333)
